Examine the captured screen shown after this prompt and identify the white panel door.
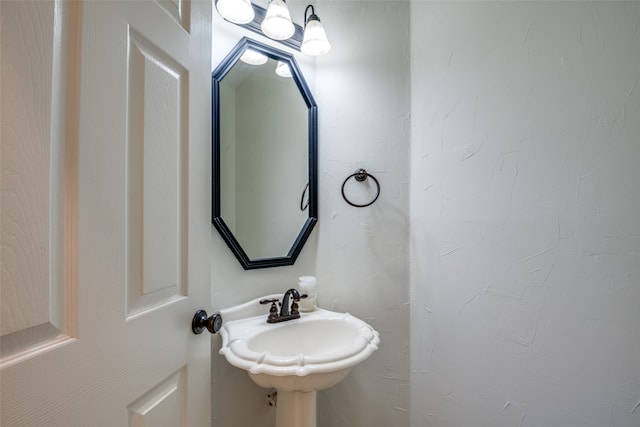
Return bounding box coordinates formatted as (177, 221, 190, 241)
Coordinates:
(0, 1, 213, 425)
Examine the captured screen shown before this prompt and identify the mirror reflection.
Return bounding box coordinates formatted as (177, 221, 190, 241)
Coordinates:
(212, 38, 317, 269)
(219, 56, 307, 258)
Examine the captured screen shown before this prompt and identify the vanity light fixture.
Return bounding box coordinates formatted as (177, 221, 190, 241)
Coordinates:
(300, 5, 331, 56)
(261, 0, 295, 40)
(240, 49, 268, 65)
(216, 0, 255, 24)
(215, 1, 331, 56)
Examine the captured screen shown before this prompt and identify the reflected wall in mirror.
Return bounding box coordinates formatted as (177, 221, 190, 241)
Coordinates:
(212, 37, 318, 270)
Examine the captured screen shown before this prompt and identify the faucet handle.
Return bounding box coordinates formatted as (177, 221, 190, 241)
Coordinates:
(290, 294, 310, 316)
(260, 298, 280, 323)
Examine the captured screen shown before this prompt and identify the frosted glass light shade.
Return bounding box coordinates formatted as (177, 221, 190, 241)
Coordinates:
(240, 49, 268, 65)
(275, 61, 292, 77)
(261, 0, 295, 40)
(301, 18, 331, 56)
(216, 0, 254, 24)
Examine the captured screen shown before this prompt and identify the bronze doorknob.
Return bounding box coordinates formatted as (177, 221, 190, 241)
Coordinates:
(192, 310, 222, 334)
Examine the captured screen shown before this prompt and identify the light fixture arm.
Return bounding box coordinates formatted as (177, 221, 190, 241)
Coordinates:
(300, 4, 331, 56)
(304, 5, 317, 27)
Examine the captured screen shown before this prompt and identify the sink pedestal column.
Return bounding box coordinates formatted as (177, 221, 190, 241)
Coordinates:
(276, 390, 316, 427)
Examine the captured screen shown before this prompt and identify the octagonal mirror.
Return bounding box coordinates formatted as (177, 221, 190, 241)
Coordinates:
(212, 37, 317, 270)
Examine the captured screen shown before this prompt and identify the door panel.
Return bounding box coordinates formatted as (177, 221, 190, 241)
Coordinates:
(125, 24, 188, 317)
(128, 368, 186, 427)
(0, 0, 77, 366)
(0, 1, 212, 425)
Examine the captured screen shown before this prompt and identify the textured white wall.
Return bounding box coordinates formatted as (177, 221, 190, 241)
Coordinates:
(211, 1, 410, 426)
(314, 1, 410, 426)
(410, 2, 640, 426)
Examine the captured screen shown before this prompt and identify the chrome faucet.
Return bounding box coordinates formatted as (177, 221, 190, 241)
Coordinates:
(260, 288, 306, 323)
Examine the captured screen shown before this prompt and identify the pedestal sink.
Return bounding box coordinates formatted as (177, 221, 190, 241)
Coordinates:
(218, 295, 380, 427)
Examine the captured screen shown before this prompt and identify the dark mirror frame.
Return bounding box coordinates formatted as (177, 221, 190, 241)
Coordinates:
(212, 37, 318, 270)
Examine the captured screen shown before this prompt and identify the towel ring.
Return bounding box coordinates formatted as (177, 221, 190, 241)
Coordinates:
(341, 169, 380, 208)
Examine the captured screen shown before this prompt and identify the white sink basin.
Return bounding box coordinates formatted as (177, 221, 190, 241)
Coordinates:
(219, 295, 380, 393)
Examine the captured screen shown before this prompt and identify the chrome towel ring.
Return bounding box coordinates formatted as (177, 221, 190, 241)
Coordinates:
(341, 168, 380, 208)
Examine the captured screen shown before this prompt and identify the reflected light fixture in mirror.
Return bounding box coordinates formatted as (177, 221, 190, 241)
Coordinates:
(275, 60, 292, 77)
(240, 49, 268, 65)
(261, 0, 295, 40)
(301, 5, 331, 56)
(216, 0, 255, 24)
